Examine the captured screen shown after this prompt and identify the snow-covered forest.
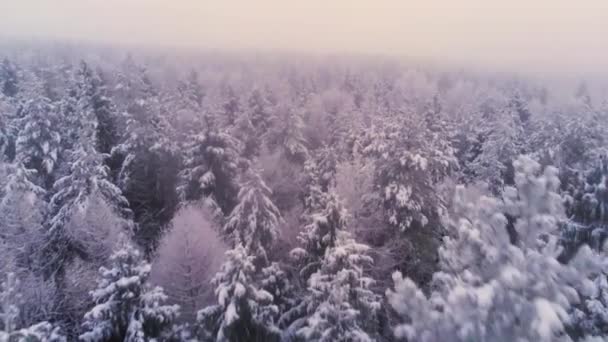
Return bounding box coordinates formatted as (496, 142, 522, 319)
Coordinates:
(1, 42, 608, 342)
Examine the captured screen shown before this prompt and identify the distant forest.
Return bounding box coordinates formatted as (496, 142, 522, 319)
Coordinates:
(0, 43, 607, 341)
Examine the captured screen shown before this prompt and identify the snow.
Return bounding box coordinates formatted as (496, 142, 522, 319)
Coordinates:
(532, 298, 565, 340)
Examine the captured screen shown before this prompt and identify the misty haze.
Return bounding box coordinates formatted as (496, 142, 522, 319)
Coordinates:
(0, 1, 608, 342)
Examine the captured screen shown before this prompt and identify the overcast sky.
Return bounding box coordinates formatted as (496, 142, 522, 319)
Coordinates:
(1, 0, 607, 73)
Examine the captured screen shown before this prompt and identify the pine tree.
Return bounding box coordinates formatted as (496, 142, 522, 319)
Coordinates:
(364, 115, 455, 230)
(0, 273, 65, 342)
(387, 156, 603, 342)
(0, 163, 46, 269)
(0, 94, 15, 161)
(42, 92, 132, 282)
(178, 127, 241, 218)
(14, 93, 61, 188)
(223, 169, 281, 266)
(265, 103, 308, 164)
(571, 269, 608, 338)
(175, 69, 205, 138)
(111, 64, 180, 254)
(221, 84, 241, 127)
(280, 191, 351, 333)
(297, 232, 381, 342)
(291, 191, 349, 279)
(233, 88, 273, 158)
(470, 94, 528, 193)
(1, 58, 19, 98)
(197, 244, 279, 342)
(79, 62, 120, 155)
(80, 241, 179, 342)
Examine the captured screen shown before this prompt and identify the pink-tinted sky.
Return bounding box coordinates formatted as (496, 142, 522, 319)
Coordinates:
(1, 0, 607, 73)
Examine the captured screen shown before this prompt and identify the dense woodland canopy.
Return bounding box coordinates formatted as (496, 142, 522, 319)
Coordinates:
(1, 42, 608, 341)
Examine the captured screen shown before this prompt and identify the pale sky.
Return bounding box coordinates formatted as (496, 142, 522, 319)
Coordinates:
(1, 0, 607, 73)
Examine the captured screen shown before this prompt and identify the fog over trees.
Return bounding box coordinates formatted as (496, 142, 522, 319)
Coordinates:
(0, 41, 608, 341)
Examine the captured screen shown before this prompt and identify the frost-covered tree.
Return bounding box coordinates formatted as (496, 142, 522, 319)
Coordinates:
(279, 191, 351, 333)
(223, 169, 282, 266)
(571, 268, 608, 338)
(301, 146, 339, 215)
(265, 102, 308, 164)
(178, 128, 241, 218)
(387, 156, 602, 342)
(1, 58, 19, 98)
(174, 69, 205, 137)
(110, 64, 180, 254)
(297, 231, 382, 342)
(196, 244, 279, 342)
(364, 115, 455, 230)
(232, 87, 273, 158)
(469, 93, 529, 193)
(221, 84, 241, 127)
(0, 163, 45, 269)
(14, 93, 61, 188)
(0, 95, 16, 162)
(292, 190, 349, 279)
(78, 62, 120, 155)
(80, 241, 179, 342)
(0, 273, 65, 342)
(565, 152, 608, 229)
(42, 96, 132, 283)
(150, 206, 227, 321)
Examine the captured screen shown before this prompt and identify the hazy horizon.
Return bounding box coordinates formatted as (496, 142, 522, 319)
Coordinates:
(1, 0, 607, 74)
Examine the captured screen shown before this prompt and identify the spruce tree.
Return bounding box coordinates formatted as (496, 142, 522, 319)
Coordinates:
(196, 244, 279, 342)
(42, 85, 132, 282)
(1, 58, 19, 98)
(297, 232, 381, 342)
(178, 127, 241, 218)
(0, 163, 45, 269)
(80, 241, 179, 342)
(222, 169, 281, 266)
(15, 93, 61, 188)
(387, 156, 603, 342)
(364, 115, 455, 230)
(0, 273, 65, 342)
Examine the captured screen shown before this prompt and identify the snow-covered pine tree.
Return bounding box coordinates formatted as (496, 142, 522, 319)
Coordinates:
(0, 273, 65, 342)
(363, 114, 455, 231)
(302, 146, 339, 214)
(14, 91, 61, 189)
(78, 62, 120, 155)
(196, 244, 279, 342)
(469, 91, 528, 193)
(177, 69, 204, 112)
(571, 267, 608, 338)
(175, 69, 205, 138)
(246, 88, 272, 135)
(0, 94, 15, 162)
(232, 87, 273, 158)
(259, 262, 297, 325)
(265, 102, 309, 164)
(42, 84, 132, 282)
(80, 241, 179, 342)
(221, 84, 241, 127)
(292, 190, 349, 279)
(177, 126, 241, 218)
(1, 58, 19, 98)
(297, 231, 381, 342)
(111, 63, 180, 254)
(223, 168, 281, 266)
(387, 155, 603, 342)
(0, 163, 46, 269)
(279, 191, 351, 333)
